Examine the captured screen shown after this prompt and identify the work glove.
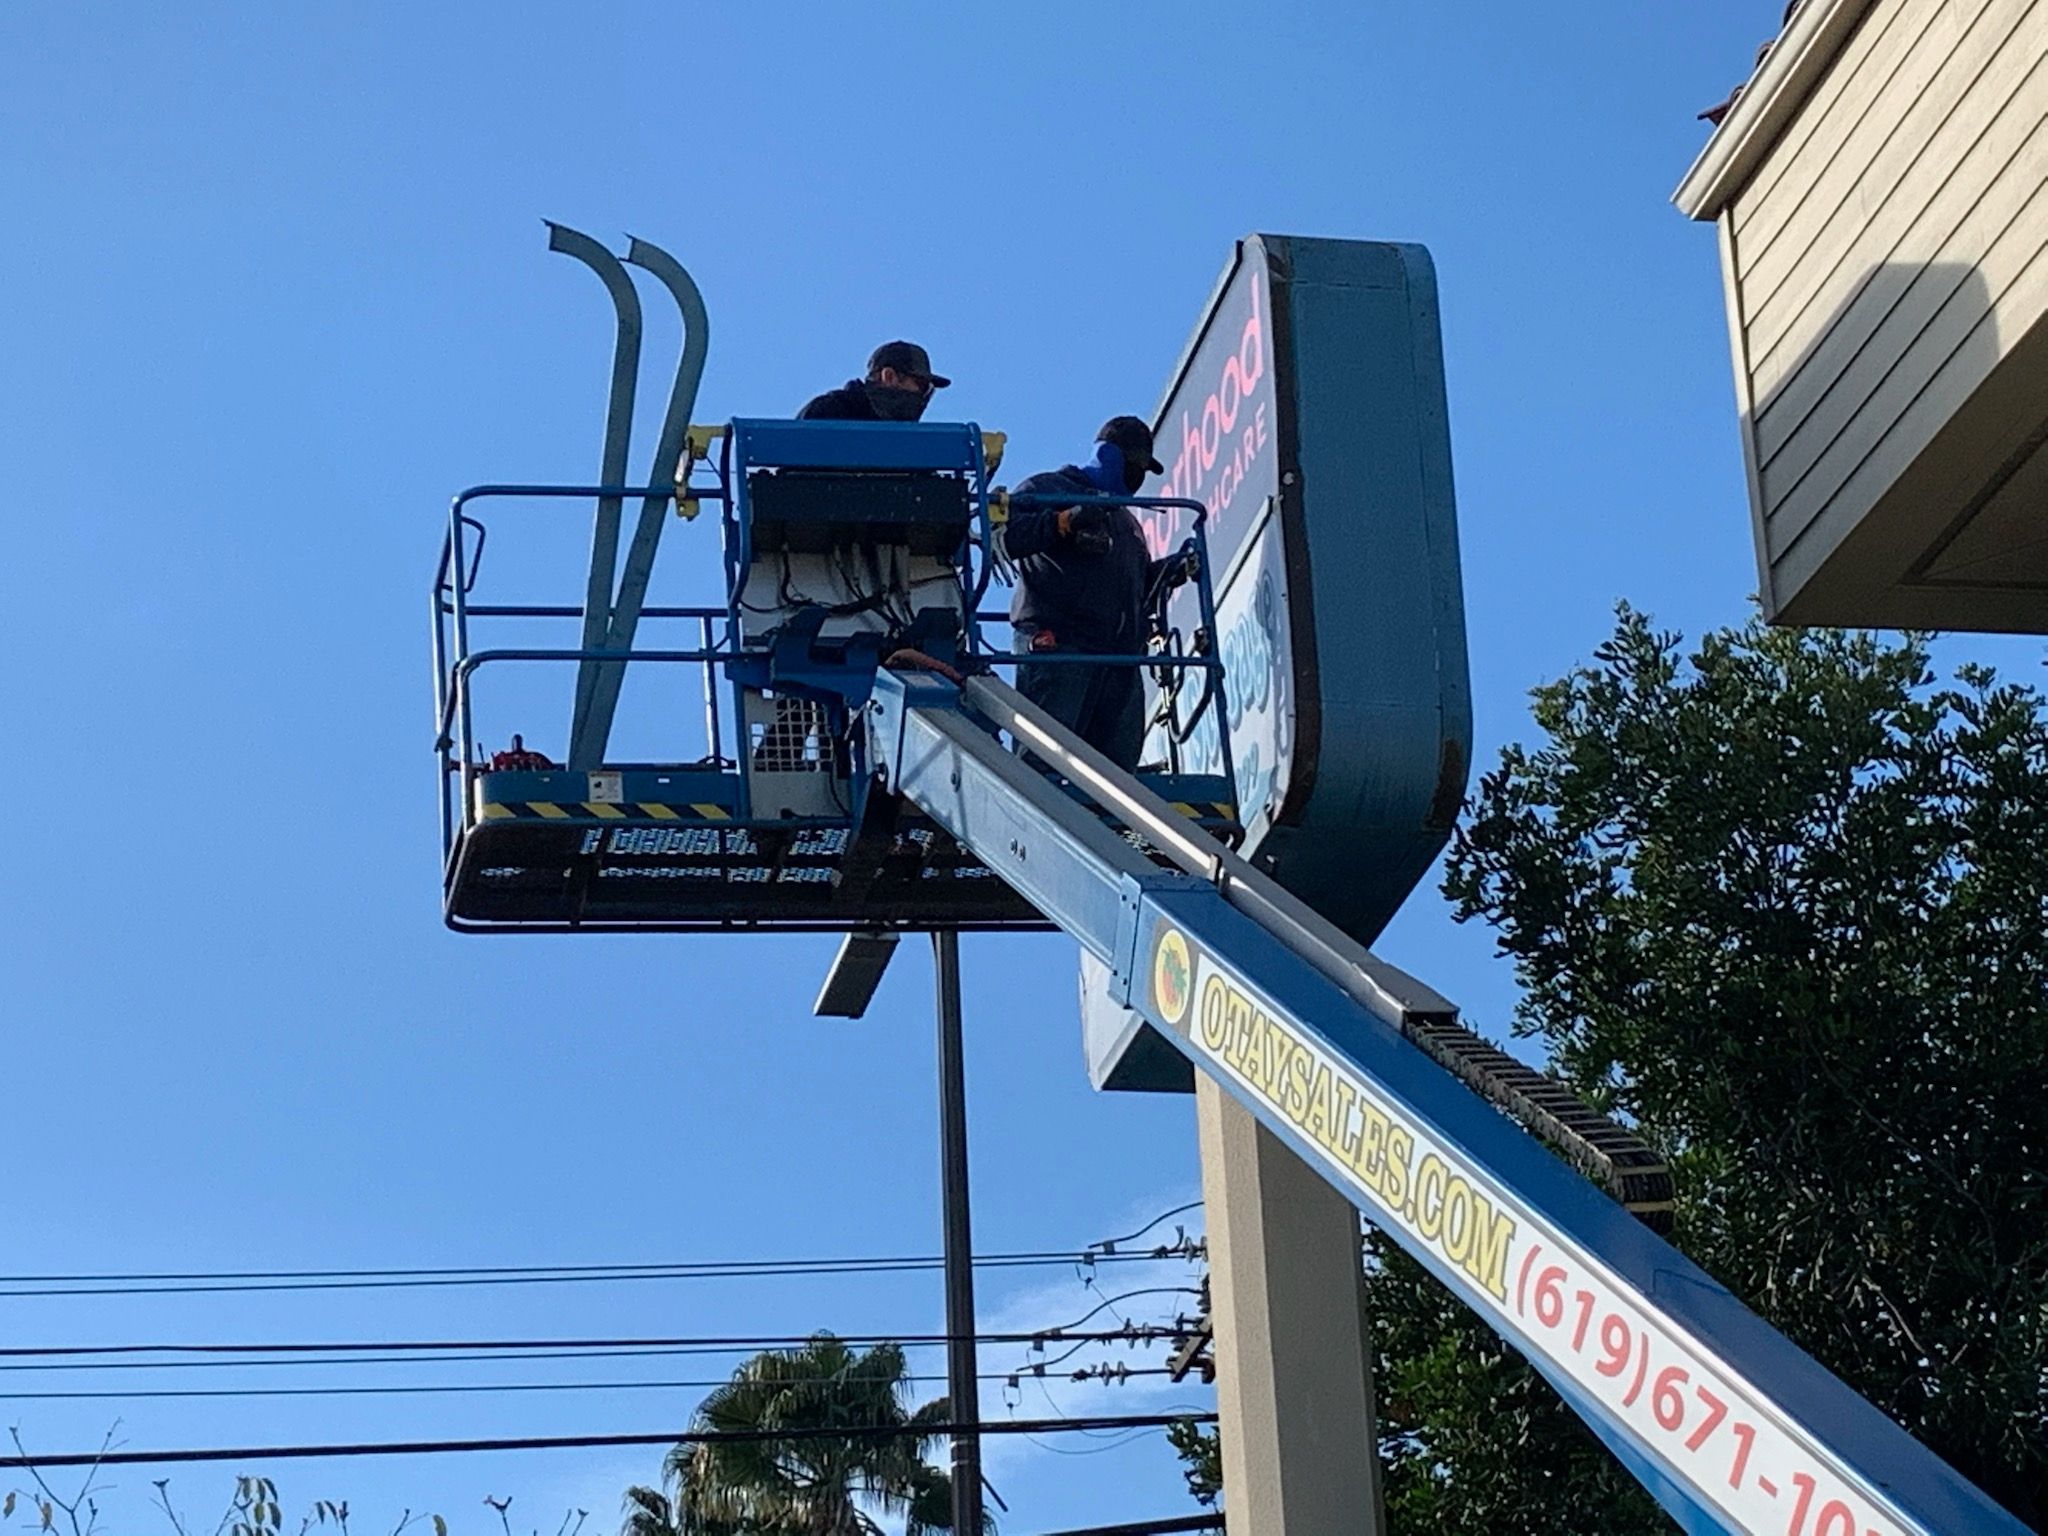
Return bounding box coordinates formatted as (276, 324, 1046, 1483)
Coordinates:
(1060, 503, 1114, 556)
(1172, 549, 1202, 588)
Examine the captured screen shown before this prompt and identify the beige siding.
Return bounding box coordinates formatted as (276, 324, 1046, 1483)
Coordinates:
(1732, 0, 1928, 251)
(1778, 224, 2048, 585)
(1756, 95, 2048, 526)
(1721, 0, 2048, 592)
(1746, 0, 2015, 374)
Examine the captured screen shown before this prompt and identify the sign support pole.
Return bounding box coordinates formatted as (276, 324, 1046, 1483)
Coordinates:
(933, 930, 986, 1535)
(1197, 1076, 1385, 1534)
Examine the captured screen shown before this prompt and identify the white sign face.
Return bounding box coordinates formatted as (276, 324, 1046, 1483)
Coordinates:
(1145, 918, 1920, 1536)
(1131, 248, 1289, 838)
(1159, 498, 1291, 844)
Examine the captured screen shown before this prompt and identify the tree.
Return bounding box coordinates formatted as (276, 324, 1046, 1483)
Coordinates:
(623, 1334, 971, 1536)
(1162, 1418, 1219, 1510)
(1176, 610, 2048, 1530)
(1365, 1234, 1668, 1532)
(615, 1487, 678, 1536)
(0, 1447, 462, 1536)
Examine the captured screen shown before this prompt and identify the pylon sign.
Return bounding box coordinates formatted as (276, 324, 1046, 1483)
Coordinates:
(1086, 234, 1471, 1092)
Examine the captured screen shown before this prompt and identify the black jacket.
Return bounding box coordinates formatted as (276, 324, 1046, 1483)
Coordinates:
(797, 379, 881, 420)
(1004, 466, 1172, 655)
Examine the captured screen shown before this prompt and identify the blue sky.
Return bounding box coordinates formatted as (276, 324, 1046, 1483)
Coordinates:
(3, 3, 2041, 1533)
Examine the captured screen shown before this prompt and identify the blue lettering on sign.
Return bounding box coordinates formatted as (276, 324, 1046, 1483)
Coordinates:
(1180, 567, 1290, 821)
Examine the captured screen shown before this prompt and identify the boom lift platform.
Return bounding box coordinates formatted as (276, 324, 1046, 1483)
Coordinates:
(430, 234, 2024, 1535)
(433, 418, 1238, 931)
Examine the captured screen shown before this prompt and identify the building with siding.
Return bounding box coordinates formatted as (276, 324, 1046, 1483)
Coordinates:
(1676, 0, 2048, 632)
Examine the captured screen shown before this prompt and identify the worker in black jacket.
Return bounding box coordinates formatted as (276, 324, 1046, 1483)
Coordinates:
(1003, 416, 1196, 770)
(798, 340, 950, 421)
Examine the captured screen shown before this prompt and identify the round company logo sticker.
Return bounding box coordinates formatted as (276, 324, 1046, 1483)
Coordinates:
(1152, 926, 1193, 1028)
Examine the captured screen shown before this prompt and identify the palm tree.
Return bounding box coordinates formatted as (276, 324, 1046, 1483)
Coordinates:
(621, 1334, 980, 1536)
(618, 1483, 685, 1536)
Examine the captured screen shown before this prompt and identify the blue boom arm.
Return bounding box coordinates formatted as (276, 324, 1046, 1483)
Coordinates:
(866, 667, 2025, 1536)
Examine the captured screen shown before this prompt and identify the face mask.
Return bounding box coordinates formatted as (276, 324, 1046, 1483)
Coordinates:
(1083, 442, 1127, 495)
(866, 382, 929, 421)
(1120, 455, 1151, 495)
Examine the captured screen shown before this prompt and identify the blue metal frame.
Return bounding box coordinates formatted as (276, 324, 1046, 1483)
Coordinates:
(430, 431, 1239, 894)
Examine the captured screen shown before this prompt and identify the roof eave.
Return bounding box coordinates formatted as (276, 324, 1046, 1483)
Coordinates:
(1673, 0, 1882, 220)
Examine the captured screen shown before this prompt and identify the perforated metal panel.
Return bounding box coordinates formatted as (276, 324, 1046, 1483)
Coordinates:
(742, 692, 842, 818)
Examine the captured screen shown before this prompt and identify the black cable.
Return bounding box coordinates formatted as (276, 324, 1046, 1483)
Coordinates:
(1008, 1379, 1203, 1462)
(1090, 1203, 1203, 1254)
(0, 1327, 1191, 1364)
(0, 1368, 1179, 1403)
(0, 1249, 1170, 1301)
(0, 1413, 1220, 1470)
(1040, 1289, 1202, 1337)
(1003, 1291, 1203, 1382)
(0, 1250, 1164, 1284)
(1013, 1426, 1165, 1458)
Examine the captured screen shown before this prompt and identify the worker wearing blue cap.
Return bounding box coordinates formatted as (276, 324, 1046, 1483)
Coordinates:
(1003, 417, 1196, 769)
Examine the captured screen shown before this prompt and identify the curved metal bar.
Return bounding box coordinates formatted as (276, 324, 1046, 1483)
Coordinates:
(544, 222, 644, 761)
(974, 651, 1222, 670)
(1003, 493, 1213, 517)
(1181, 507, 1235, 806)
(449, 483, 708, 515)
(457, 646, 722, 682)
(565, 235, 712, 769)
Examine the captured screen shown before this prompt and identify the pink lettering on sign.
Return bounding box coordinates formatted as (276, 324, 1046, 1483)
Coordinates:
(1143, 271, 1276, 561)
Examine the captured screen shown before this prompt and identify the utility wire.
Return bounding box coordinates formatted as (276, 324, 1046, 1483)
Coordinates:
(0, 1250, 1175, 1302)
(0, 1328, 1190, 1365)
(1028, 1289, 1205, 1344)
(0, 1413, 1219, 1470)
(1087, 1202, 1203, 1254)
(0, 1369, 1180, 1403)
(998, 1290, 1203, 1384)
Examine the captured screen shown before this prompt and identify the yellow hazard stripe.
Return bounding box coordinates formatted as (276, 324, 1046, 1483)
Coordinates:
(478, 801, 734, 822)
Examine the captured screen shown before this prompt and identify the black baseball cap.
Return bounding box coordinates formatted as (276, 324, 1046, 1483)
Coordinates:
(1097, 415, 1165, 475)
(867, 340, 950, 389)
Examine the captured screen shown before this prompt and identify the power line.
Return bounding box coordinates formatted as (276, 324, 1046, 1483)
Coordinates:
(0, 1259, 957, 1285)
(0, 1327, 1189, 1365)
(1086, 1202, 1203, 1255)
(1006, 1291, 1205, 1379)
(0, 1413, 1220, 1470)
(0, 1368, 1183, 1403)
(0, 1249, 1181, 1302)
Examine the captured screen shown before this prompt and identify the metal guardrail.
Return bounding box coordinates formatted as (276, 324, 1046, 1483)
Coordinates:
(432, 478, 1241, 865)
